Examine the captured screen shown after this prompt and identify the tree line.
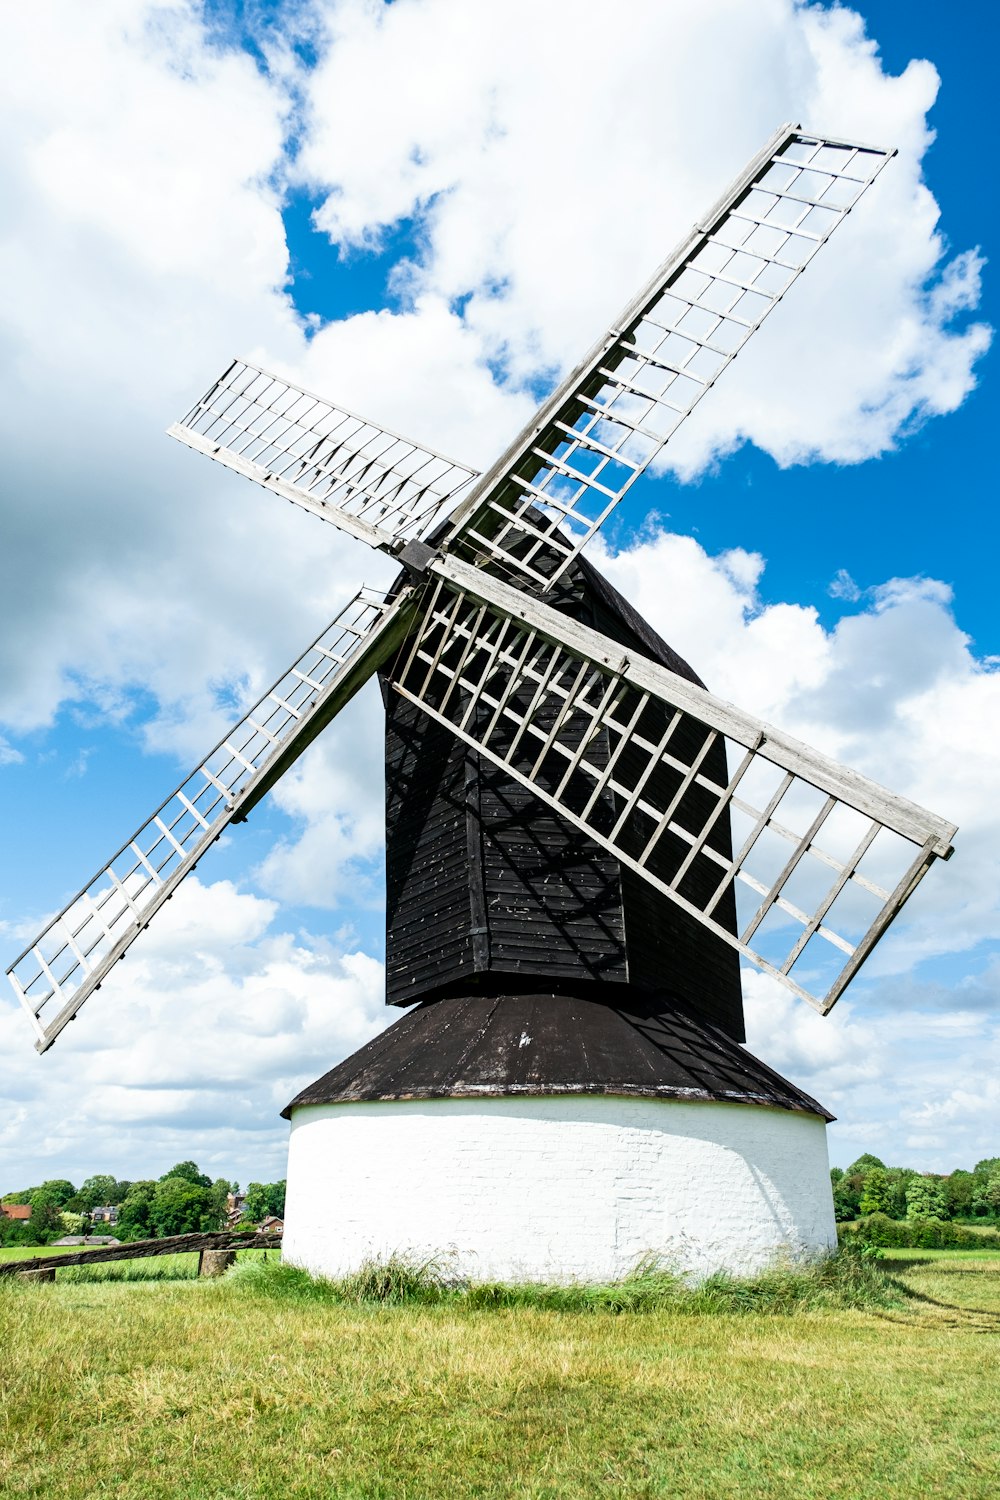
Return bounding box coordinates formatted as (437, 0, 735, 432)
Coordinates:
(0, 1163, 286, 1248)
(831, 1154, 1000, 1223)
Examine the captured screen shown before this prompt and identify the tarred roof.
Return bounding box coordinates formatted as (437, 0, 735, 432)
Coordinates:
(283, 992, 832, 1121)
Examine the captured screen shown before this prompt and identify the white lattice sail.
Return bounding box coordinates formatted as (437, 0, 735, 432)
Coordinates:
(393, 555, 955, 1013)
(8, 123, 959, 1057)
(7, 587, 418, 1052)
(170, 360, 480, 551)
(443, 125, 893, 587)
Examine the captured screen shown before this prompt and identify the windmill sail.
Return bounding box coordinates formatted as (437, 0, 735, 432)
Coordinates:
(169, 360, 480, 552)
(7, 587, 419, 1053)
(392, 554, 955, 1014)
(443, 125, 893, 588)
(8, 123, 949, 1056)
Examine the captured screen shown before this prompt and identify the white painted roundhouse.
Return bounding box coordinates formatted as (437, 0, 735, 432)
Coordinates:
(283, 993, 836, 1284)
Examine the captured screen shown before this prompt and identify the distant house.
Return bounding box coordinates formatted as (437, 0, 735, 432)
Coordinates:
(259, 1215, 284, 1235)
(90, 1205, 118, 1225)
(225, 1191, 248, 1229)
(1, 1204, 31, 1221)
(51, 1235, 120, 1247)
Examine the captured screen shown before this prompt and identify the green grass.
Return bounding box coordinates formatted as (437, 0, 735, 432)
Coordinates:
(1, 1251, 998, 1499)
(881, 1246, 1000, 1261)
(0, 1244, 82, 1262)
(224, 1244, 902, 1315)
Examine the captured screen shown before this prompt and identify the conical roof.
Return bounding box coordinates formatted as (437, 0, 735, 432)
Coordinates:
(283, 993, 832, 1120)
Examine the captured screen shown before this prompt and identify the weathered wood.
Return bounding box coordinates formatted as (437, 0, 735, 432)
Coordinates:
(0, 1229, 281, 1278)
(428, 550, 957, 856)
(199, 1249, 237, 1278)
(19, 1267, 56, 1282)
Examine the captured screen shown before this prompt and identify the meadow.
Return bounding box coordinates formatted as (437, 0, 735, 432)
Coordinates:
(1, 1248, 998, 1499)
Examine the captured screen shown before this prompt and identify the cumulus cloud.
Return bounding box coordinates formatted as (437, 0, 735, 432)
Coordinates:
(589, 522, 1000, 1167)
(297, 0, 989, 470)
(742, 969, 1000, 1170)
(0, 1, 305, 738)
(0, 876, 392, 1186)
(253, 685, 387, 909)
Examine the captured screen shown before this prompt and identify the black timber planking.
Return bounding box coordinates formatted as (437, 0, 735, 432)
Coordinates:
(382, 550, 746, 1039)
(383, 689, 477, 1003)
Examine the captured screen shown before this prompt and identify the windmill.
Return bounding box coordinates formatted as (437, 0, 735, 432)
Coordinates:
(7, 126, 957, 1282)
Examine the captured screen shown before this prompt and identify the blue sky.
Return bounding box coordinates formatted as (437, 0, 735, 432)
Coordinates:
(0, 0, 996, 1189)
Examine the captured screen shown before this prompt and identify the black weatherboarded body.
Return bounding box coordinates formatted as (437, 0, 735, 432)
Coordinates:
(381, 552, 746, 1039)
(287, 551, 832, 1120)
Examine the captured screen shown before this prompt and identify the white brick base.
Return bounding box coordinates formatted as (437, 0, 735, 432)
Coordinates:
(283, 1094, 836, 1284)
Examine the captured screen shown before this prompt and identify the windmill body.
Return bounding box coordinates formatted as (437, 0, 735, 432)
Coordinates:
(281, 556, 837, 1282)
(7, 127, 958, 1284)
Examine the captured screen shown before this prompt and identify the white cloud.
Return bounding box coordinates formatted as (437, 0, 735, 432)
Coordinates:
(742, 969, 1000, 1171)
(588, 522, 1000, 1168)
(0, 876, 393, 1186)
(253, 683, 387, 908)
(298, 0, 989, 470)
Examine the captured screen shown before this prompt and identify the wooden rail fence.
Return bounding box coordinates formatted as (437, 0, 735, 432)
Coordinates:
(0, 1229, 282, 1279)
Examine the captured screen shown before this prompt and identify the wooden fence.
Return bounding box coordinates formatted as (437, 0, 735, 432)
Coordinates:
(0, 1228, 282, 1278)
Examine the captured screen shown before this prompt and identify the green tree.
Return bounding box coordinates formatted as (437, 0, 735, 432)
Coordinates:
(833, 1174, 862, 1220)
(1, 1189, 36, 1205)
(0, 1214, 37, 1248)
(943, 1170, 975, 1219)
(242, 1181, 286, 1223)
(906, 1176, 945, 1220)
(829, 1167, 853, 1221)
(209, 1178, 236, 1222)
(116, 1181, 157, 1241)
(160, 1161, 211, 1189)
(70, 1174, 121, 1213)
(151, 1177, 223, 1237)
(972, 1172, 1000, 1219)
(882, 1168, 915, 1220)
(38, 1179, 76, 1207)
(859, 1167, 892, 1216)
(846, 1154, 886, 1174)
(28, 1191, 64, 1244)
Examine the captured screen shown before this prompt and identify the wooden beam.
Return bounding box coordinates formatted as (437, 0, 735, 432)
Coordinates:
(0, 1229, 282, 1277)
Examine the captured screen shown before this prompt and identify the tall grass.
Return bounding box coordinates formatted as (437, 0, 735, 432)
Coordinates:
(224, 1240, 903, 1314)
(2, 1253, 994, 1498)
(54, 1247, 275, 1284)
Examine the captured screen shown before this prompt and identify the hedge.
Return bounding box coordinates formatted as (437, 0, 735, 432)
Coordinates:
(840, 1214, 1000, 1250)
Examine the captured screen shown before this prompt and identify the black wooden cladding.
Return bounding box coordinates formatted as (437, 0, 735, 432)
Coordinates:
(382, 553, 746, 1041)
(283, 991, 830, 1119)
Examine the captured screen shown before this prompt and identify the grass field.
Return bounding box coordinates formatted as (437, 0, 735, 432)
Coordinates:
(1, 1251, 998, 1499)
(0, 1244, 83, 1261)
